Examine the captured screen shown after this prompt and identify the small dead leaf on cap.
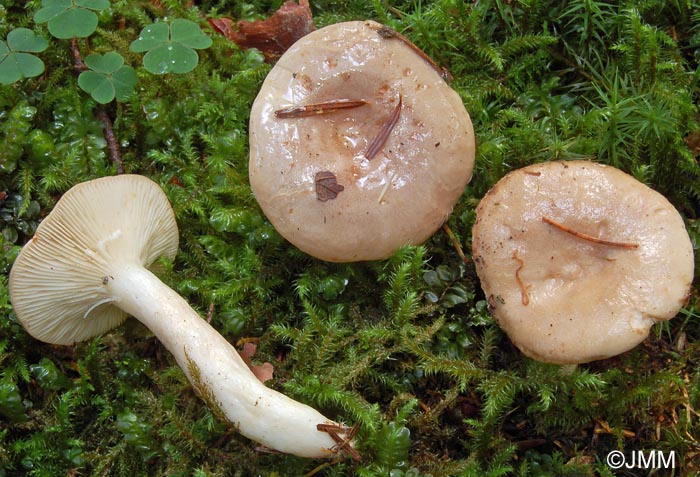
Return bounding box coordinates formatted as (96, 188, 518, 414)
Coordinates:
(315, 171, 344, 202)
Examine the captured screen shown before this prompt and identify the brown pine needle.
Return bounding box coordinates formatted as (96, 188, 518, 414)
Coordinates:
(275, 98, 368, 118)
(512, 250, 530, 306)
(316, 423, 362, 461)
(375, 25, 453, 82)
(442, 223, 469, 263)
(364, 94, 402, 160)
(306, 461, 336, 477)
(542, 217, 639, 249)
(254, 445, 285, 454)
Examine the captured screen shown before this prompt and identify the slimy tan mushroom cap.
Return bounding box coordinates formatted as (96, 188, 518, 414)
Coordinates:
(249, 20, 475, 262)
(472, 160, 694, 364)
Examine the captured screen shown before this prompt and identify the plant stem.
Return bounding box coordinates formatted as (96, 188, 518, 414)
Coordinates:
(70, 38, 87, 73)
(96, 109, 125, 174)
(69, 38, 124, 174)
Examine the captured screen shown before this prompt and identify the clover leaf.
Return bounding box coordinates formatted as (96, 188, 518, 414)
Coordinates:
(34, 0, 110, 39)
(0, 28, 48, 85)
(78, 52, 137, 104)
(130, 19, 212, 74)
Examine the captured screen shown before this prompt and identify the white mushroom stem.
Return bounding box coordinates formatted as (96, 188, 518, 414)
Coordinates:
(107, 262, 341, 458)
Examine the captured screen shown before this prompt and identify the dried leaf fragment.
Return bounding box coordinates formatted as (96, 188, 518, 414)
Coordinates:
(209, 0, 315, 62)
(207, 17, 235, 39)
(315, 170, 344, 202)
(239, 340, 275, 383)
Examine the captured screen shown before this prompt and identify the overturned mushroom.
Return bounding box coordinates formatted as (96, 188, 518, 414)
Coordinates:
(9, 175, 354, 458)
(472, 161, 694, 364)
(249, 20, 475, 262)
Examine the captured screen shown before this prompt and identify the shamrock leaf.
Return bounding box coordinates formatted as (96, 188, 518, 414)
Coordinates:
(34, 0, 110, 39)
(78, 52, 137, 104)
(0, 28, 48, 85)
(84, 50, 123, 73)
(130, 19, 212, 74)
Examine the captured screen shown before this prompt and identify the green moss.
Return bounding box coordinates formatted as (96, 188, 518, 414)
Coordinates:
(1, 1, 699, 476)
(183, 348, 232, 428)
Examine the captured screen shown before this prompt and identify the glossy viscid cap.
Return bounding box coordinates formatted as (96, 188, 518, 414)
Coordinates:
(249, 20, 475, 262)
(472, 161, 694, 364)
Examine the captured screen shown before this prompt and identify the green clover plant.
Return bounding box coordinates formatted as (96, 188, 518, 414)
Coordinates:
(33, 0, 110, 39)
(78, 52, 137, 104)
(0, 28, 48, 85)
(130, 19, 212, 74)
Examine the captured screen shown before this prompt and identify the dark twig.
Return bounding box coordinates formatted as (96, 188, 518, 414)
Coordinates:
(96, 109, 125, 174)
(69, 38, 124, 174)
(254, 445, 286, 455)
(375, 25, 453, 82)
(70, 39, 87, 72)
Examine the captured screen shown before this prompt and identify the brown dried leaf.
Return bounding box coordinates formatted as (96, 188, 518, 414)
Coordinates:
(208, 17, 235, 39)
(315, 171, 345, 202)
(239, 341, 275, 383)
(251, 362, 274, 384)
(685, 131, 700, 157)
(209, 0, 315, 62)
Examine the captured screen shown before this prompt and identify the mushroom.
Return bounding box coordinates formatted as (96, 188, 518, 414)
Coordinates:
(8, 174, 354, 458)
(471, 161, 694, 364)
(249, 20, 475, 262)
